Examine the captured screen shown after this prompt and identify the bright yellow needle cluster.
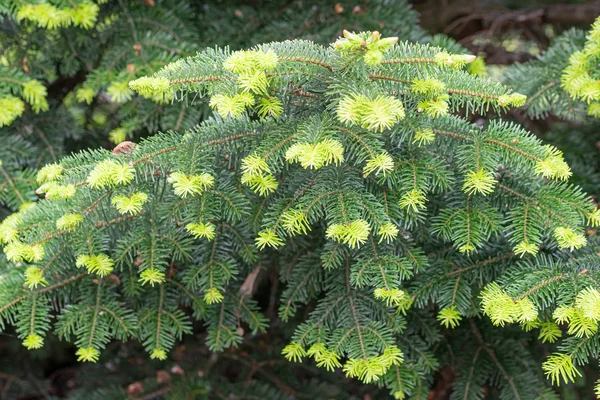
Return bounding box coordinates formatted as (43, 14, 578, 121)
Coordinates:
(204, 287, 224, 304)
(87, 160, 135, 189)
(76, 347, 100, 363)
(37, 163, 64, 183)
(282, 341, 403, 384)
(24, 267, 48, 289)
(333, 30, 398, 66)
(437, 306, 462, 328)
(76, 254, 115, 277)
(167, 172, 214, 198)
(209, 92, 255, 118)
(561, 17, 600, 117)
(56, 213, 84, 230)
(0, 95, 25, 127)
(480, 282, 537, 326)
(129, 76, 173, 103)
(553, 227, 587, 251)
(337, 93, 405, 132)
(462, 168, 497, 196)
(23, 334, 44, 350)
(374, 288, 412, 313)
(18, 1, 99, 29)
(111, 192, 148, 215)
(255, 228, 285, 250)
(535, 146, 572, 181)
(326, 219, 371, 248)
(363, 152, 394, 177)
(285, 139, 344, 170)
(399, 189, 427, 212)
(241, 155, 278, 196)
(4, 241, 44, 263)
(139, 268, 166, 287)
(186, 221, 216, 240)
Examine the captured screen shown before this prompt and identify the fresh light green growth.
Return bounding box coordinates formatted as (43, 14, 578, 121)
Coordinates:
(561, 16, 600, 116)
(554, 306, 599, 338)
(538, 322, 562, 343)
(374, 288, 412, 312)
(240, 155, 278, 196)
(434, 52, 477, 69)
(37, 163, 64, 184)
(128, 76, 173, 102)
(417, 95, 449, 118)
(333, 30, 398, 66)
(282, 342, 307, 363)
(336, 93, 405, 132)
(24, 267, 48, 289)
(76, 254, 115, 277)
(553, 227, 587, 251)
(398, 189, 427, 212)
(411, 78, 451, 117)
(542, 353, 581, 386)
(377, 222, 399, 243)
(363, 152, 394, 177)
(203, 287, 224, 304)
(209, 93, 255, 118)
(462, 168, 497, 196)
(139, 268, 166, 287)
(223, 49, 279, 74)
(326, 219, 371, 248)
(0, 96, 25, 127)
(284, 341, 403, 384)
(0, 210, 27, 244)
(285, 139, 344, 169)
(306, 343, 342, 372)
(3, 241, 44, 263)
(412, 128, 435, 146)
(22, 334, 44, 350)
(411, 78, 445, 95)
(150, 348, 167, 361)
(111, 192, 148, 215)
(256, 97, 284, 118)
(588, 209, 600, 227)
(497, 93, 527, 107)
(76, 347, 100, 363)
(17, 1, 99, 29)
(167, 172, 214, 198)
(223, 49, 278, 95)
(87, 160, 135, 189)
(575, 287, 600, 322)
(437, 306, 462, 328)
(255, 228, 284, 250)
(37, 182, 76, 200)
(16, 3, 71, 29)
(343, 346, 403, 383)
(56, 213, 83, 230)
(480, 282, 537, 326)
(186, 221, 216, 240)
(75, 87, 96, 104)
(22, 80, 49, 113)
(534, 146, 572, 181)
(514, 240, 539, 257)
(281, 209, 311, 236)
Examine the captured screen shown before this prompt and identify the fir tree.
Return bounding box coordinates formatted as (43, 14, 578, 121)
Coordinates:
(2, 21, 600, 398)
